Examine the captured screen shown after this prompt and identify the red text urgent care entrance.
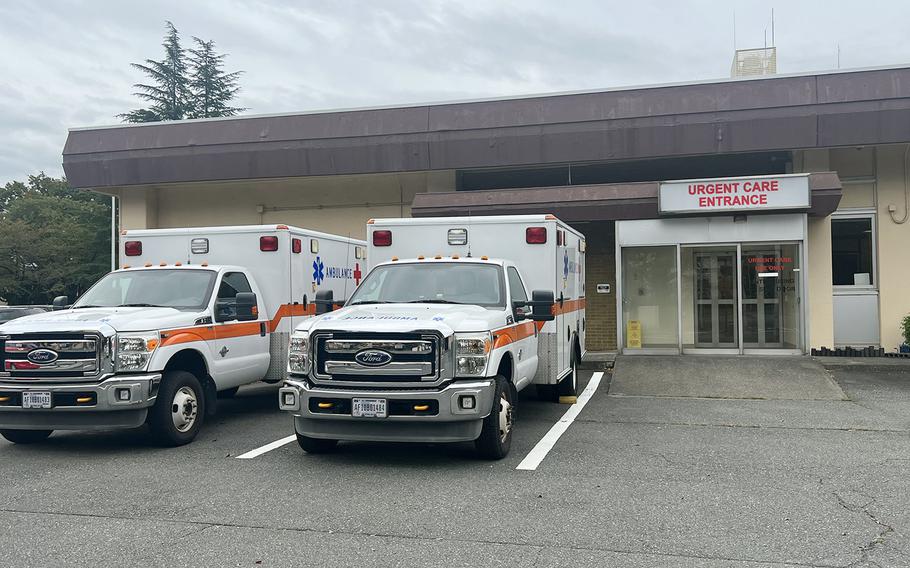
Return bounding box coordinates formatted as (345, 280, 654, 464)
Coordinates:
(659, 174, 810, 215)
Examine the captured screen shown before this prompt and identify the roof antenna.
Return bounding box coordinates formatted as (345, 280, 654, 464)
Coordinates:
(466, 210, 473, 258)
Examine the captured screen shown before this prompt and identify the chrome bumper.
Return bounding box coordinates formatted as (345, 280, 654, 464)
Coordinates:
(0, 373, 161, 430)
(279, 378, 496, 443)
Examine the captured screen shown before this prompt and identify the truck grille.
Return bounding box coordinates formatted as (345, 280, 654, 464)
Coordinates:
(312, 332, 444, 387)
(0, 333, 102, 382)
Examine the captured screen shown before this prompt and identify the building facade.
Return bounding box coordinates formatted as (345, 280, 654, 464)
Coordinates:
(63, 66, 910, 354)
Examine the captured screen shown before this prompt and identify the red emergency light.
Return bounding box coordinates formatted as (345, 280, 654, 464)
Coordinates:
(292, 238, 302, 254)
(124, 241, 142, 256)
(526, 227, 547, 244)
(373, 230, 392, 247)
(260, 236, 279, 252)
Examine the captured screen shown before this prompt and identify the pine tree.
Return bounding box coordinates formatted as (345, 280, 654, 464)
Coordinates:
(187, 37, 245, 119)
(120, 21, 192, 122)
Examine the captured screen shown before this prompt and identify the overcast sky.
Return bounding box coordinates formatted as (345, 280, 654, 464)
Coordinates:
(1, 0, 909, 185)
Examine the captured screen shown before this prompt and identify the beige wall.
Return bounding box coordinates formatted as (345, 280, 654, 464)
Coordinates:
(875, 145, 910, 349)
(806, 216, 834, 348)
(797, 144, 910, 350)
(113, 170, 456, 239)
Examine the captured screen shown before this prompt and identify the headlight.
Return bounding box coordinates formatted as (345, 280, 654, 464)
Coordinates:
(455, 332, 491, 377)
(116, 332, 160, 372)
(288, 332, 310, 374)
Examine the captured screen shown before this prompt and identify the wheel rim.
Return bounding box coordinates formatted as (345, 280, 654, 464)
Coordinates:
(171, 386, 198, 433)
(498, 390, 513, 443)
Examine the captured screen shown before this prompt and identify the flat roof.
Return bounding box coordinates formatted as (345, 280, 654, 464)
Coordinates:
(63, 65, 910, 189)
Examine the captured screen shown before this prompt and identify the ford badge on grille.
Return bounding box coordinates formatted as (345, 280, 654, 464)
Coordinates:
(354, 349, 393, 367)
(27, 349, 60, 364)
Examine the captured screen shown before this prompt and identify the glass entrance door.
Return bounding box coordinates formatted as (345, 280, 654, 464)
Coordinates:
(689, 248, 738, 349)
(741, 244, 802, 350)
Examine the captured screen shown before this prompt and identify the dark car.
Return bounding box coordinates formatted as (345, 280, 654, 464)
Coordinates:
(0, 306, 51, 325)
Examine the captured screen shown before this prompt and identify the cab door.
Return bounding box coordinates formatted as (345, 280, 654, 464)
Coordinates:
(507, 266, 538, 384)
(210, 271, 270, 388)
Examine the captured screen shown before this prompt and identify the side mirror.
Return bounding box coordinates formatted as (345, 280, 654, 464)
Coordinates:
(52, 296, 69, 311)
(235, 292, 258, 322)
(528, 290, 555, 322)
(315, 290, 334, 316)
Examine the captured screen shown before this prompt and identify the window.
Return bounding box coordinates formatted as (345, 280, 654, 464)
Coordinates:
(507, 267, 528, 303)
(216, 272, 253, 320)
(507, 266, 529, 318)
(831, 217, 875, 286)
(73, 270, 216, 310)
(348, 263, 505, 308)
(218, 272, 252, 300)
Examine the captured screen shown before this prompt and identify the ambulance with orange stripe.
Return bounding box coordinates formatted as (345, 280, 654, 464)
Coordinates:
(279, 215, 585, 459)
(0, 225, 364, 446)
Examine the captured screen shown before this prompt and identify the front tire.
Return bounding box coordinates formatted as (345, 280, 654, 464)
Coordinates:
(147, 370, 205, 447)
(475, 375, 513, 460)
(0, 429, 52, 444)
(296, 432, 338, 454)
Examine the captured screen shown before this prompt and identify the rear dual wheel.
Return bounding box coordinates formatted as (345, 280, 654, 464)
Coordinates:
(535, 349, 579, 402)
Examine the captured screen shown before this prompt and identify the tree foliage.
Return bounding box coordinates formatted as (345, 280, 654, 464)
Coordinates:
(187, 37, 245, 119)
(0, 174, 111, 305)
(121, 21, 244, 122)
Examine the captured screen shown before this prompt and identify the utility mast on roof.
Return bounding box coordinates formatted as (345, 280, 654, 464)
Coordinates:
(731, 9, 777, 78)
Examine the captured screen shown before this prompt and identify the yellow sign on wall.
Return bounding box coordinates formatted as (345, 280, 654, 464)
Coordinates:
(626, 320, 642, 348)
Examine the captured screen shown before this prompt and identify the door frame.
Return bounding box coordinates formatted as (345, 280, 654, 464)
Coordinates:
(692, 248, 739, 348)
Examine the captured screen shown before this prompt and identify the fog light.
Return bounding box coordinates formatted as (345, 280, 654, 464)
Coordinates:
(459, 395, 476, 410)
(282, 392, 297, 407)
(116, 388, 130, 401)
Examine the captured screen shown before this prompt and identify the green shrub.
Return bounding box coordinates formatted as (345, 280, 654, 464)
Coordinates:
(902, 314, 910, 346)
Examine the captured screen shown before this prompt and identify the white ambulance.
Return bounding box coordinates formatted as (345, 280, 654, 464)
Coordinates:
(279, 215, 585, 459)
(0, 225, 365, 446)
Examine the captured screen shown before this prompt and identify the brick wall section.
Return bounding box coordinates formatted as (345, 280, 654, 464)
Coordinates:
(579, 222, 617, 351)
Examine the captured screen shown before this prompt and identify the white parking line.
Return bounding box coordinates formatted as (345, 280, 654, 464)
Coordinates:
(236, 434, 296, 459)
(516, 371, 604, 471)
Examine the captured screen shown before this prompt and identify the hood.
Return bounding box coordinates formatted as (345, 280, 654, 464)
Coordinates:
(299, 303, 507, 336)
(0, 307, 202, 335)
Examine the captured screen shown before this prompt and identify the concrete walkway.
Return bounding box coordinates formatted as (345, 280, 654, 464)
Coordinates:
(610, 355, 848, 400)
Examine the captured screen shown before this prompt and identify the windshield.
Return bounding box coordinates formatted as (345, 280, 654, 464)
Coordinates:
(348, 263, 505, 308)
(73, 269, 217, 310)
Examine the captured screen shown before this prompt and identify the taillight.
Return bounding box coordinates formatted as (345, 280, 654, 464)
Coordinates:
(373, 230, 392, 247)
(526, 227, 547, 244)
(124, 241, 142, 256)
(292, 238, 302, 254)
(260, 236, 279, 251)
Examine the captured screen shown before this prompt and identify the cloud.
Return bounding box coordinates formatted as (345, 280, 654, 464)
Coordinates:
(1, 0, 909, 185)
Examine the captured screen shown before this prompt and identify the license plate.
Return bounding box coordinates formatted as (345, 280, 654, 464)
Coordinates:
(352, 398, 387, 418)
(22, 391, 52, 409)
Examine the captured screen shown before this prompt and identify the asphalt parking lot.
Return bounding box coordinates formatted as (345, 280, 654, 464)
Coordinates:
(2, 360, 909, 568)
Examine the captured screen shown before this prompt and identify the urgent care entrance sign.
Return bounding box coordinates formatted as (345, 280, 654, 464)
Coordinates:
(659, 174, 810, 215)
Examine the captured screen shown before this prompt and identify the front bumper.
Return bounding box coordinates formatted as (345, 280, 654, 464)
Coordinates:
(0, 373, 162, 430)
(279, 378, 495, 443)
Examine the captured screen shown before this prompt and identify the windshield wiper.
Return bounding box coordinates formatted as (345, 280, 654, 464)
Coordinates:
(348, 300, 392, 306)
(405, 299, 463, 304)
(118, 303, 164, 308)
(71, 304, 102, 309)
